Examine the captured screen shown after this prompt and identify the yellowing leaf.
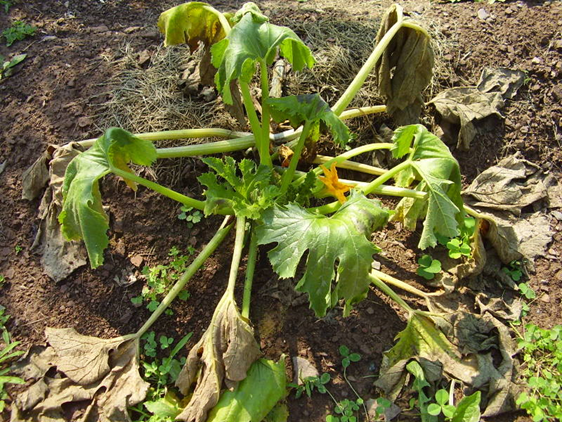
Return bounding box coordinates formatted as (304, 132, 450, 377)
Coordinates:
(318, 163, 354, 204)
(158, 2, 229, 51)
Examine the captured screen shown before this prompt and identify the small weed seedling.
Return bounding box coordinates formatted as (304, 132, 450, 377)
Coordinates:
(516, 324, 562, 421)
(2, 21, 35, 46)
(0, 306, 25, 413)
(0, 275, 5, 287)
(503, 260, 523, 282)
(0, 0, 15, 13)
(0, 53, 25, 80)
(131, 332, 193, 421)
(417, 254, 442, 280)
(290, 372, 331, 399)
(13, 245, 22, 255)
(178, 205, 203, 228)
(132, 247, 194, 312)
(407, 361, 481, 422)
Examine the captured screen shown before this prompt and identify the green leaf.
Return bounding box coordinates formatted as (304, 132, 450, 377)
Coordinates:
(451, 391, 481, 422)
(267, 94, 350, 146)
(198, 157, 279, 219)
(59, 128, 157, 268)
(207, 358, 286, 422)
(427, 403, 442, 416)
(257, 192, 389, 317)
(391, 125, 463, 249)
(144, 390, 183, 419)
(435, 389, 449, 405)
(211, 12, 315, 104)
(158, 2, 230, 50)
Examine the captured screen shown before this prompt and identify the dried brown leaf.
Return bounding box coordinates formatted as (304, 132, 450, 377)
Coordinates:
(375, 5, 433, 125)
(12, 328, 148, 422)
(23, 143, 87, 281)
(175, 294, 261, 422)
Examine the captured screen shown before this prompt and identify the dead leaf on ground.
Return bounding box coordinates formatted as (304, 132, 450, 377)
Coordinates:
(430, 67, 526, 150)
(12, 328, 148, 422)
(375, 5, 434, 125)
(22, 143, 87, 282)
(175, 293, 261, 422)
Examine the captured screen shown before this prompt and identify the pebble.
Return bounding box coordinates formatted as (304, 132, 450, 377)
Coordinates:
(77, 116, 93, 127)
(91, 25, 109, 33)
(478, 8, 490, 20)
(130, 254, 144, 268)
(366, 307, 375, 315)
(505, 7, 514, 15)
(531, 57, 543, 64)
(552, 211, 562, 221)
(554, 40, 562, 51)
(540, 294, 551, 303)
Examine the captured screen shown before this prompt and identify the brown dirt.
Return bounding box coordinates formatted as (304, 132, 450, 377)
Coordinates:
(0, 0, 561, 421)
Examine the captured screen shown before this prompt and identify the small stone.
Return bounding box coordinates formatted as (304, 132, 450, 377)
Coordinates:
(372, 326, 381, 335)
(478, 8, 490, 20)
(124, 26, 141, 34)
(91, 25, 109, 33)
(292, 356, 319, 384)
(360, 344, 372, 355)
(77, 116, 93, 127)
(531, 56, 543, 64)
(366, 307, 375, 315)
(201, 86, 217, 102)
(130, 254, 144, 268)
(505, 7, 514, 15)
(554, 40, 562, 51)
(138, 50, 151, 66)
(540, 294, 551, 303)
(552, 211, 562, 221)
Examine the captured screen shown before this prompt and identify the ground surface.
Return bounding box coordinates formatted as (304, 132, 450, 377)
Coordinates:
(0, 0, 561, 421)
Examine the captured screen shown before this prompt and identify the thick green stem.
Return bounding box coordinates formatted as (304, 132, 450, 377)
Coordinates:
(280, 120, 312, 194)
(227, 216, 247, 295)
(157, 136, 255, 158)
(339, 105, 386, 120)
(240, 81, 266, 164)
(134, 217, 233, 339)
(313, 155, 386, 176)
(242, 228, 258, 319)
(79, 128, 250, 149)
(371, 269, 433, 299)
(111, 167, 208, 211)
(361, 160, 411, 196)
(331, 8, 404, 116)
(370, 274, 414, 314)
(259, 60, 273, 168)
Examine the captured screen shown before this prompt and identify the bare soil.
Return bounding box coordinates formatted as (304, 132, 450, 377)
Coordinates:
(1, 0, 561, 421)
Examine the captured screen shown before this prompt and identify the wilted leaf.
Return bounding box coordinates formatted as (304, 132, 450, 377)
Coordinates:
(11, 328, 148, 422)
(212, 12, 315, 104)
(207, 358, 286, 422)
(430, 88, 503, 150)
(375, 5, 433, 125)
(23, 143, 88, 282)
(175, 292, 261, 422)
(430, 68, 524, 150)
(158, 2, 229, 51)
(390, 125, 464, 249)
(256, 192, 389, 317)
(59, 128, 157, 268)
(375, 312, 478, 400)
(463, 152, 553, 216)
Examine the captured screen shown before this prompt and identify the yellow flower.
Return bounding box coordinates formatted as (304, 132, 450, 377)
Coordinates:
(318, 163, 353, 203)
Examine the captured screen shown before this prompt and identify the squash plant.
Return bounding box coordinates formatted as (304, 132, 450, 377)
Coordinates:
(13, 3, 491, 422)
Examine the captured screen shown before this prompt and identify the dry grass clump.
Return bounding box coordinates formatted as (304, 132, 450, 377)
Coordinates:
(95, 44, 235, 142)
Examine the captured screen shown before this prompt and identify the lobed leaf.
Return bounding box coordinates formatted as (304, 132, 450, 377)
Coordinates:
(199, 157, 279, 219)
(256, 192, 389, 317)
(267, 94, 350, 146)
(211, 12, 315, 104)
(390, 125, 464, 249)
(59, 128, 157, 268)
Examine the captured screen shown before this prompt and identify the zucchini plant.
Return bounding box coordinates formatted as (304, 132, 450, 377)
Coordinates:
(13, 3, 496, 422)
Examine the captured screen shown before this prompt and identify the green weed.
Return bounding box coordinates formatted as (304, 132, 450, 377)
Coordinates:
(2, 21, 35, 46)
(516, 324, 562, 421)
(0, 306, 25, 413)
(417, 254, 442, 280)
(178, 205, 203, 229)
